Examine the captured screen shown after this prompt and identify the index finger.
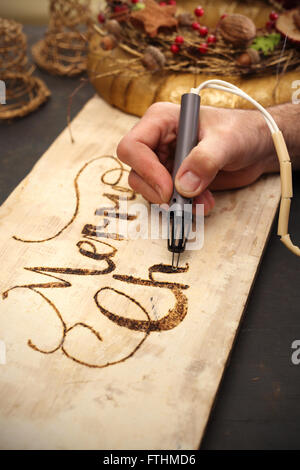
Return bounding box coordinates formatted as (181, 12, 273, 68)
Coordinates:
(117, 102, 180, 203)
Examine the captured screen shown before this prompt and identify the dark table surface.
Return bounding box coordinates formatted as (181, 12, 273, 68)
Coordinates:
(1, 26, 300, 450)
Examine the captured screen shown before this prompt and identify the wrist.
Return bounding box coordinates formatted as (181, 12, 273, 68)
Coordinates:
(248, 108, 280, 174)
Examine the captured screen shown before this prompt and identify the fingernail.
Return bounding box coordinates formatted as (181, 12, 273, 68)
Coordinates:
(177, 171, 201, 193)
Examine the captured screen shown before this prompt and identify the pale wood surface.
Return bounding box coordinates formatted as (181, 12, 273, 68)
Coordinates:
(0, 95, 280, 450)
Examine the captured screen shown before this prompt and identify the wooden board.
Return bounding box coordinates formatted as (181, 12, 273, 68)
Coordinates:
(0, 95, 281, 450)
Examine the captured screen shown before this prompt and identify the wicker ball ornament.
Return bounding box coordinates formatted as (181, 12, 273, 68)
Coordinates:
(0, 18, 50, 120)
(32, 0, 93, 76)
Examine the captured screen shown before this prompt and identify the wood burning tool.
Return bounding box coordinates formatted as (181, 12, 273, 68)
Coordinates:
(168, 79, 299, 265)
(168, 92, 200, 269)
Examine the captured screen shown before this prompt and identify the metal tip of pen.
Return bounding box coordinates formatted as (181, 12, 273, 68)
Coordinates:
(171, 252, 181, 270)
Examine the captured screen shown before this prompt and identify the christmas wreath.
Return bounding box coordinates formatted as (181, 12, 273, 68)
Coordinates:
(88, 0, 300, 116)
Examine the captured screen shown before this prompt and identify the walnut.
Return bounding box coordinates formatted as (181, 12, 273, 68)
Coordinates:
(219, 14, 256, 46)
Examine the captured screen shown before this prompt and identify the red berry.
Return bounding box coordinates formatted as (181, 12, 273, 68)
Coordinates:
(171, 44, 180, 54)
(97, 12, 105, 23)
(192, 21, 200, 30)
(266, 20, 275, 30)
(168, 0, 176, 4)
(269, 11, 279, 21)
(159, 1, 167, 5)
(175, 35, 184, 44)
(114, 5, 128, 12)
(194, 6, 204, 17)
(220, 13, 227, 19)
(207, 34, 216, 44)
(199, 25, 208, 37)
(198, 43, 208, 54)
(131, 0, 139, 3)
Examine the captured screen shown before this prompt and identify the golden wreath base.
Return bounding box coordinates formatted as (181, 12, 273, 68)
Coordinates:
(87, 0, 298, 117)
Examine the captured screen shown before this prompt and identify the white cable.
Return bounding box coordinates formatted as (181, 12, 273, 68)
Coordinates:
(204, 84, 275, 133)
(190, 79, 279, 134)
(191, 79, 277, 132)
(192, 79, 279, 131)
(190, 79, 300, 257)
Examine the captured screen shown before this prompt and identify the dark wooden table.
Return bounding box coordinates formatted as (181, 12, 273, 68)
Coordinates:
(1, 26, 300, 450)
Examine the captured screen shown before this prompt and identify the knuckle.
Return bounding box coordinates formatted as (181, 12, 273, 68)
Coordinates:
(202, 155, 220, 174)
(146, 101, 175, 116)
(190, 148, 220, 176)
(147, 102, 165, 113)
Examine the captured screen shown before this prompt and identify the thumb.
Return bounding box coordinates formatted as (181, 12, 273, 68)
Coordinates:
(174, 138, 228, 198)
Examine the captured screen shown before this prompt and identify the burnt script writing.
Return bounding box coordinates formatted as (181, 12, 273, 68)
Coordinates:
(2, 156, 189, 368)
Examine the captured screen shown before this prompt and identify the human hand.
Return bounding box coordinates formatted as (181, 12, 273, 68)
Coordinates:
(117, 102, 278, 215)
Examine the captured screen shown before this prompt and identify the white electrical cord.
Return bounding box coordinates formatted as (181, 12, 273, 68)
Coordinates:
(190, 79, 299, 257)
(191, 79, 279, 134)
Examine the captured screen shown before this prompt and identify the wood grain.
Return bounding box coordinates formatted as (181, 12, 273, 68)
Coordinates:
(0, 95, 280, 450)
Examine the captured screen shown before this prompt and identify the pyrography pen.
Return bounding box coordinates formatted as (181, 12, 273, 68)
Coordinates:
(168, 92, 200, 269)
(168, 79, 299, 267)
